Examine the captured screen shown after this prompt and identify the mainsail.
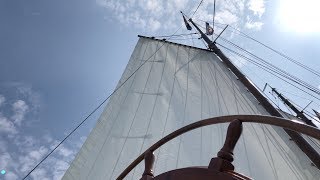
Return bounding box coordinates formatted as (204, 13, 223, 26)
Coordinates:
(63, 36, 320, 179)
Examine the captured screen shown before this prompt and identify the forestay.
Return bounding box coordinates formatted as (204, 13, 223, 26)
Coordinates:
(63, 37, 320, 180)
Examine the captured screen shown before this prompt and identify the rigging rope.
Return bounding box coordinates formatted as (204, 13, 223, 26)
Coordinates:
(196, 19, 320, 78)
(214, 22, 320, 78)
(216, 42, 320, 124)
(192, 21, 320, 97)
(279, 89, 320, 106)
(214, 36, 320, 96)
(153, 32, 198, 38)
(22, 26, 185, 180)
(216, 43, 320, 102)
(169, 37, 199, 41)
(190, 0, 204, 18)
(219, 37, 320, 95)
(233, 59, 320, 119)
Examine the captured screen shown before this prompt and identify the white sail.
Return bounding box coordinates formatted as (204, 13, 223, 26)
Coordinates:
(63, 37, 320, 180)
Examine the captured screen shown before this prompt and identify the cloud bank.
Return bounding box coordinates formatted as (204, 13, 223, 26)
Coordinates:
(0, 84, 82, 180)
(97, 0, 266, 32)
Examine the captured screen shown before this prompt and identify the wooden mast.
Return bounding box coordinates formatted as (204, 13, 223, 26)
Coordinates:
(271, 87, 317, 127)
(188, 17, 320, 169)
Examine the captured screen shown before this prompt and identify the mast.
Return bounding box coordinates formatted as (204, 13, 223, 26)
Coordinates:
(188, 18, 320, 169)
(271, 87, 317, 127)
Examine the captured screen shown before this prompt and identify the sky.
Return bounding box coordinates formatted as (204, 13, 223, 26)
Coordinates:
(0, 0, 320, 179)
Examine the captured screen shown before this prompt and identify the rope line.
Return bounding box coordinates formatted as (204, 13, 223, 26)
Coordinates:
(216, 36, 320, 95)
(211, 22, 320, 77)
(216, 43, 320, 101)
(22, 24, 184, 180)
(191, 0, 204, 18)
(86, 39, 148, 179)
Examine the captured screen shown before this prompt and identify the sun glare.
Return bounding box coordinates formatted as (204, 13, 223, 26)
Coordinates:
(278, 0, 320, 33)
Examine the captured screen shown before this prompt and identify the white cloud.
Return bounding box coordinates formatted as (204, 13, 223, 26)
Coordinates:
(0, 94, 5, 107)
(20, 146, 48, 173)
(18, 85, 42, 111)
(0, 134, 81, 180)
(247, 0, 265, 17)
(52, 159, 70, 180)
(4, 171, 19, 180)
(0, 152, 19, 180)
(29, 146, 48, 161)
(0, 152, 12, 169)
(144, 0, 163, 16)
(30, 168, 50, 180)
(12, 100, 29, 125)
(14, 136, 37, 149)
(245, 21, 264, 30)
(215, 10, 239, 25)
(0, 84, 79, 180)
(148, 18, 161, 31)
(97, 0, 266, 35)
(0, 114, 17, 135)
(97, 0, 188, 32)
(0, 139, 8, 152)
(43, 134, 54, 143)
(171, 0, 188, 10)
(1, 82, 42, 112)
(11, 135, 83, 179)
(57, 145, 74, 157)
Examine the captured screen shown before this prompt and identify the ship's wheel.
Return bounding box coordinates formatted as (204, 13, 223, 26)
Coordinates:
(140, 120, 249, 180)
(116, 115, 320, 180)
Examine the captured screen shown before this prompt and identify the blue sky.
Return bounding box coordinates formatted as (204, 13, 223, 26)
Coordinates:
(0, 0, 320, 179)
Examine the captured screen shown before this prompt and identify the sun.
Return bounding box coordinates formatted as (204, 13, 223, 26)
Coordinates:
(278, 0, 320, 33)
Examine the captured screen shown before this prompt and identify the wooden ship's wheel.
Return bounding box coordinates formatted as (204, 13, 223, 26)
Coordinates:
(142, 120, 249, 180)
(116, 115, 320, 180)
